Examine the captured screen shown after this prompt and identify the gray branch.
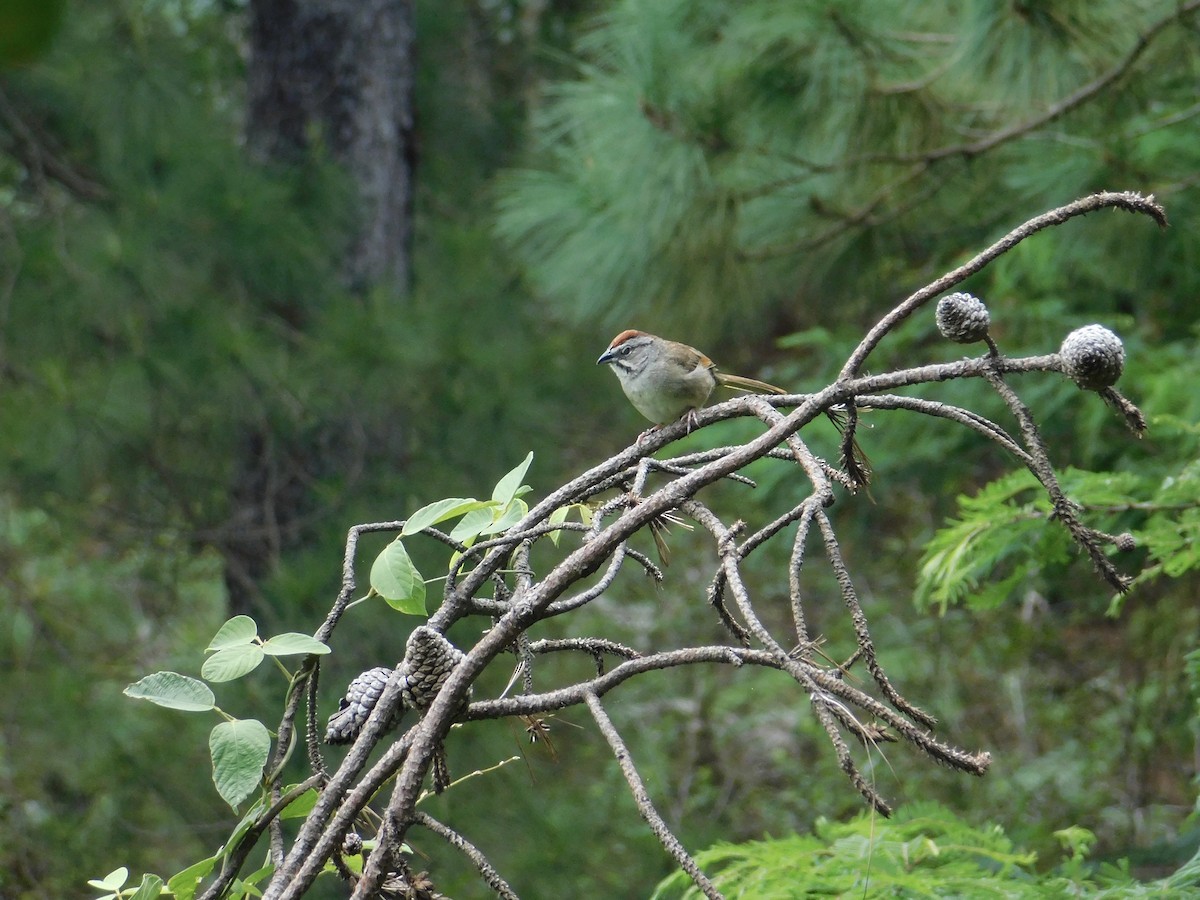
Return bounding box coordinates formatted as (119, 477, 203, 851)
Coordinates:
(254, 194, 1160, 900)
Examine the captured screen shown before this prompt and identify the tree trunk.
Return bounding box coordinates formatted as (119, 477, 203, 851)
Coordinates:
(220, 0, 415, 614)
(246, 0, 416, 292)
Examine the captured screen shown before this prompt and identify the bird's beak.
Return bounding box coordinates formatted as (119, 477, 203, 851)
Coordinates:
(596, 348, 615, 366)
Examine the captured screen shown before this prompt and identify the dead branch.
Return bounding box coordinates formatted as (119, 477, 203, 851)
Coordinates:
(249, 193, 1162, 900)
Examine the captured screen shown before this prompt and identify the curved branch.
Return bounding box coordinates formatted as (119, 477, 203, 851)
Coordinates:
(839, 192, 1165, 380)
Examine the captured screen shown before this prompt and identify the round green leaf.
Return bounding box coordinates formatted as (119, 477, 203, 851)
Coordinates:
(124, 672, 216, 712)
(207, 614, 258, 651)
(87, 867, 129, 891)
(210, 718, 271, 810)
(201, 644, 265, 682)
(260, 633, 331, 657)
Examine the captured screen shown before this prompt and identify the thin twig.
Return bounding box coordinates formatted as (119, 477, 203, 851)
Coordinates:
(584, 691, 723, 900)
(414, 812, 521, 900)
(816, 510, 936, 729)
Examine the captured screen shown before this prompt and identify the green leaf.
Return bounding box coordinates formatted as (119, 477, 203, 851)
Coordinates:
(491, 451, 534, 506)
(238, 861, 274, 890)
(279, 786, 320, 820)
(385, 580, 427, 616)
(369, 539, 427, 615)
(207, 615, 259, 651)
(482, 498, 528, 535)
(87, 867, 129, 891)
(402, 497, 489, 536)
(168, 857, 218, 900)
(209, 719, 271, 810)
(547, 504, 571, 546)
(325, 852, 365, 876)
(124, 672, 216, 712)
(261, 633, 332, 657)
(201, 645, 265, 682)
(220, 797, 268, 858)
(449, 505, 496, 545)
(129, 873, 165, 900)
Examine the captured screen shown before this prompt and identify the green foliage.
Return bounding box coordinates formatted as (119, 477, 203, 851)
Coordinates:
(87, 867, 163, 900)
(99, 452, 548, 891)
(0, 495, 226, 898)
(0, 0, 362, 550)
(371, 538, 429, 615)
(918, 461, 1200, 615)
(124, 671, 216, 711)
(201, 614, 329, 682)
(208, 719, 272, 809)
(103, 619, 338, 897)
(124, 614, 327, 812)
(368, 452, 536, 614)
(3, 0, 1198, 895)
(0, 0, 64, 66)
(497, 0, 1199, 339)
(651, 803, 1199, 899)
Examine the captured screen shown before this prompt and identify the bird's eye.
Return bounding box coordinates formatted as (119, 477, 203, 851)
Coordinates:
(619, 346, 630, 356)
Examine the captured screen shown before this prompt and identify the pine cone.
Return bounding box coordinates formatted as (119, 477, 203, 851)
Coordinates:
(325, 627, 469, 745)
(935, 292, 991, 344)
(1060, 324, 1125, 390)
(398, 626, 466, 711)
(326, 666, 397, 744)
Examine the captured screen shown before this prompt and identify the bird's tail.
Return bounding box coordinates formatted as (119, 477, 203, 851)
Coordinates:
(717, 372, 871, 486)
(716, 372, 787, 394)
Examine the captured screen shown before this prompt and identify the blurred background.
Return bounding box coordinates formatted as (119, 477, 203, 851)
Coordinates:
(1, 0, 1198, 897)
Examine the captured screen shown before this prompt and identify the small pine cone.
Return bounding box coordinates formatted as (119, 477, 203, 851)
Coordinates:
(325, 628, 468, 745)
(341, 831, 364, 856)
(1115, 532, 1136, 552)
(936, 292, 991, 344)
(1060, 324, 1125, 390)
(326, 666, 397, 744)
(398, 626, 466, 711)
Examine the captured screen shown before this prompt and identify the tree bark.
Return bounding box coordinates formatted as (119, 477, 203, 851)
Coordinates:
(246, 0, 416, 292)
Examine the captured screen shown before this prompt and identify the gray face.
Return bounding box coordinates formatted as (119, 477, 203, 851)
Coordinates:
(597, 334, 654, 383)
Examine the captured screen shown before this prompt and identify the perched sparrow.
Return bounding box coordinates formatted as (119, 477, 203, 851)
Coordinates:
(598, 329, 871, 484)
(596, 330, 785, 428)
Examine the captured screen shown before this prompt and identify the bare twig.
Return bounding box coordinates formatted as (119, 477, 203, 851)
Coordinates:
(816, 510, 936, 729)
(413, 812, 521, 900)
(584, 691, 723, 900)
(981, 365, 1131, 592)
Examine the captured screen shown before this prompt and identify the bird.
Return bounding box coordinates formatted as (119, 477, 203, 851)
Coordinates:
(596, 329, 786, 428)
(597, 329, 870, 484)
